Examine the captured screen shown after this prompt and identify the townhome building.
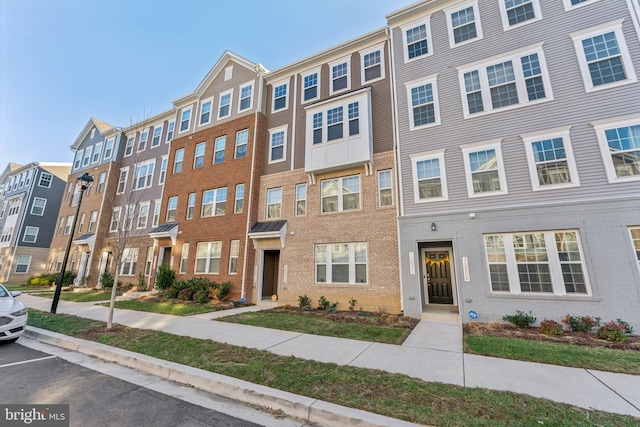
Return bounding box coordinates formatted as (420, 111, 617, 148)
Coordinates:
(47, 118, 125, 286)
(102, 110, 174, 287)
(252, 28, 402, 312)
(0, 162, 70, 281)
(388, 0, 640, 329)
(151, 51, 267, 301)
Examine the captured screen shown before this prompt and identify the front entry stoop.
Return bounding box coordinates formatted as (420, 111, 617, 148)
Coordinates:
(420, 304, 461, 323)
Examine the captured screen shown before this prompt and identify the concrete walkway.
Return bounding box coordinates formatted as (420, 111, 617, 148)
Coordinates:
(20, 294, 640, 419)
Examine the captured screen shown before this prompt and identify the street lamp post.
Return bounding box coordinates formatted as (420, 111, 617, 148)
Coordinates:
(51, 172, 94, 314)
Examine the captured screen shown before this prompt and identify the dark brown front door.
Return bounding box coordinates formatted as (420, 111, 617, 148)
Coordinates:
(261, 250, 280, 299)
(424, 250, 454, 305)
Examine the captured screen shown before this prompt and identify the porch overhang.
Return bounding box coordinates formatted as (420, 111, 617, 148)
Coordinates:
(72, 233, 95, 251)
(248, 220, 287, 249)
(148, 222, 179, 246)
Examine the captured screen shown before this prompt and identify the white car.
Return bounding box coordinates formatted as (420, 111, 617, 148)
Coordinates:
(0, 283, 28, 343)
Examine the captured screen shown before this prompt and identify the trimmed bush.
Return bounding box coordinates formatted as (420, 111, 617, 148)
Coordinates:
(155, 263, 175, 290)
(503, 310, 536, 328)
(27, 274, 57, 286)
(100, 271, 114, 289)
(562, 314, 601, 332)
(539, 319, 563, 336)
(298, 294, 311, 309)
(596, 321, 628, 342)
(216, 281, 232, 301)
(177, 288, 194, 301)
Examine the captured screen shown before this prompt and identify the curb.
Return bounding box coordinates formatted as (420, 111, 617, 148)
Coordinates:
(24, 327, 427, 427)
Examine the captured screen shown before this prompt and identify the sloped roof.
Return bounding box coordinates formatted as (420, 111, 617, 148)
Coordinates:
(249, 220, 287, 234)
(70, 117, 117, 151)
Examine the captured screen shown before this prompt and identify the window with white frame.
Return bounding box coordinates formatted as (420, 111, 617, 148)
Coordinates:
(25, 170, 32, 186)
(234, 184, 244, 214)
(225, 65, 233, 80)
(109, 208, 121, 232)
(218, 90, 233, 119)
(57, 217, 64, 236)
(104, 137, 114, 160)
(445, 1, 483, 47)
(498, 0, 542, 30)
(83, 146, 92, 166)
(402, 17, 432, 62)
(360, 44, 385, 83)
(229, 240, 239, 274)
(329, 57, 350, 94)
(167, 121, 175, 142)
(151, 125, 163, 147)
(266, 188, 282, 219)
(186, 193, 196, 220)
(194, 142, 206, 169)
(179, 243, 189, 274)
(272, 80, 288, 111)
(0, 227, 13, 243)
(96, 172, 105, 193)
(64, 216, 74, 235)
(321, 175, 360, 213)
(202, 187, 227, 217)
(92, 142, 102, 163)
(630, 227, 640, 272)
(138, 131, 148, 152)
(23, 226, 38, 243)
(145, 247, 153, 275)
(120, 248, 138, 276)
(406, 76, 440, 130)
(592, 115, 640, 182)
(31, 197, 46, 216)
(88, 211, 98, 232)
(522, 127, 580, 190)
(39, 172, 52, 188)
(377, 170, 393, 207)
(78, 212, 85, 233)
(315, 243, 367, 284)
(174, 148, 184, 173)
(562, 0, 602, 11)
(295, 183, 306, 216)
(484, 230, 589, 295)
(411, 150, 448, 202)
(15, 255, 31, 274)
(214, 136, 225, 164)
(268, 126, 287, 163)
(166, 196, 178, 222)
(199, 98, 213, 125)
(235, 129, 248, 158)
(327, 107, 343, 141)
(117, 168, 129, 194)
(0, 201, 5, 219)
(55, 252, 64, 272)
(124, 136, 134, 157)
(73, 150, 83, 169)
(8, 198, 21, 216)
(195, 241, 222, 274)
(137, 201, 150, 229)
(179, 107, 192, 133)
(152, 200, 160, 227)
(459, 44, 551, 117)
(239, 82, 254, 112)
(301, 68, 320, 102)
(159, 157, 168, 185)
(571, 21, 637, 92)
(133, 160, 155, 190)
(461, 140, 508, 197)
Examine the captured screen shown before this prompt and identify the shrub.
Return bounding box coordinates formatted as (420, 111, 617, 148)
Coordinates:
(163, 287, 179, 299)
(348, 298, 357, 311)
(318, 296, 330, 310)
(55, 271, 76, 286)
(27, 274, 57, 286)
(502, 310, 536, 328)
(137, 272, 148, 292)
(155, 263, 175, 290)
(596, 321, 628, 342)
(298, 294, 311, 308)
(562, 314, 601, 332)
(216, 281, 232, 301)
(539, 319, 563, 336)
(100, 271, 114, 289)
(193, 289, 210, 304)
(616, 318, 634, 335)
(177, 288, 194, 301)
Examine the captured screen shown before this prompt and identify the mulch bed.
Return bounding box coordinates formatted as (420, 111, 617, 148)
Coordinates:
(270, 306, 420, 329)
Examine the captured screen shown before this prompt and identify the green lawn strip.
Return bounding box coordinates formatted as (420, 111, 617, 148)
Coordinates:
(96, 299, 221, 316)
(218, 311, 409, 344)
(27, 311, 637, 426)
(464, 335, 640, 375)
(4, 283, 50, 293)
(31, 290, 114, 302)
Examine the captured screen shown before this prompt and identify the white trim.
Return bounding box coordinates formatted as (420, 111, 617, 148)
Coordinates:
(30, 197, 47, 216)
(179, 106, 193, 134)
(460, 139, 508, 198)
(198, 97, 214, 126)
(151, 123, 164, 147)
(444, 0, 484, 49)
(401, 15, 433, 64)
(410, 148, 448, 203)
(14, 255, 31, 274)
(136, 201, 151, 230)
(359, 42, 386, 84)
(563, 0, 603, 12)
(328, 55, 351, 95)
(217, 88, 234, 120)
(498, 0, 542, 32)
(266, 187, 283, 219)
(404, 74, 441, 131)
(92, 142, 103, 164)
(116, 167, 129, 195)
(238, 80, 255, 113)
(300, 67, 321, 104)
(103, 137, 115, 160)
(193, 141, 206, 169)
(268, 125, 288, 164)
(629, 226, 640, 276)
(124, 135, 135, 157)
(271, 78, 289, 112)
(591, 113, 640, 183)
(22, 226, 39, 243)
(137, 128, 149, 152)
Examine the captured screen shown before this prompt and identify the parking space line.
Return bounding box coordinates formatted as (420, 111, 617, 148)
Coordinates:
(0, 355, 56, 368)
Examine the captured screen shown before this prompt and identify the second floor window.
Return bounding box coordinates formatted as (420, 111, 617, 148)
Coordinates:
(200, 99, 213, 125)
(214, 136, 226, 164)
(187, 193, 196, 220)
(166, 196, 178, 222)
(321, 175, 360, 213)
(266, 188, 282, 219)
(202, 188, 227, 217)
(174, 148, 184, 173)
(234, 184, 244, 214)
(273, 83, 287, 111)
(180, 107, 192, 132)
(194, 142, 206, 169)
(133, 161, 155, 190)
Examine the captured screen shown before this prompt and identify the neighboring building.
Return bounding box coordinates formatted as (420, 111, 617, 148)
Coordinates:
(252, 28, 401, 312)
(389, 0, 640, 328)
(0, 161, 71, 282)
(47, 118, 124, 287)
(152, 51, 267, 301)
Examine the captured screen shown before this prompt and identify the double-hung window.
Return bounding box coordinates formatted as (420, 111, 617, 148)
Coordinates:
(330, 58, 350, 94)
(630, 227, 640, 273)
(195, 241, 222, 274)
(152, 201, 160, 227)
(498, 0, 542, 30)
(411, 150, 448, 202)
(199, 98, 213, 125)
(571, 21, 636, 92)
(266, 188, 282, 219)
(194, 142, 206, 169)
(39, 172, 52, 188)
(138, 131, 148, 152)
(272, 81, 288, 112)
(92, 142, 102, 163)
(234, 184, 244, 214)
(377, 170, 393, 207)
(202, 187, 227, 217)
(15, 255, 31, 274)
(239, 82, 254, 112)
(268, 126, 287, 163)
(73, 150, 83, 169)
(406, 76, 440, 130)
(313, 113, 323, 144)
(159, 157, 168, 185)
(445, 1, 483, 47)
(403, 17, 432, 62)
(120, 248, 138, 276)
(360, 44, 384, 83)
(327, 107, 343, 141)
(315, 243, 367, 284)
(186, 193, 196, 220)
(117, 168, 129, 194)
(31, 197, 46, 216)
(229, 240, 239, 274)
(23, 226, 38, 243)
(82, 147, 92, 167)
(88, 211, 98, 232)
(321, 175, 360, 213)
(592, 115, 640, 182)
(522, 127, 580, 190)
(166, 196, 178, 222)
(173, 148, 184, 173)
(151, 125, 163, 147)
(214, 136, 225, 164)
(166, 121, 175, 142)
(125, 137, 134, 157)
(485, 230, 589, 295)
(459, 44, 551, 117)
(133, 160, 155, 190)
(562, 0, 602, 11)
(145, 247, 153, 275)
(295, 183, 306, 216)
(97, 172, 106, 192)
(218, 90, 233, 119)
(179, 107, 192, 133)
(109, 208, 120, 232)
(137, 201, 150, 229)
(103, 137, 114, 160)
(179, 243, 189, 274)
(235, 130, 248, 158)
(302, 69, 320, 102)
(461, 140, 508, 197)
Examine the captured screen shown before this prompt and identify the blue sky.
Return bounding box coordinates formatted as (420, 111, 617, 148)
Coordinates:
(0, 0, 416, 167)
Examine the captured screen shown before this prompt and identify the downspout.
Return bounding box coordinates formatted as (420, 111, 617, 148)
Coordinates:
(241, 66, 265, 300)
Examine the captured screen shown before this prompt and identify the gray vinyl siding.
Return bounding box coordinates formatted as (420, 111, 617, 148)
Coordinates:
(21, 169, 66, 249)
(392, 0, 640, 217)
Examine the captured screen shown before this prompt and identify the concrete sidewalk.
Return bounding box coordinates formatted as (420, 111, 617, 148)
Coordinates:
(21, 294, 640, 420)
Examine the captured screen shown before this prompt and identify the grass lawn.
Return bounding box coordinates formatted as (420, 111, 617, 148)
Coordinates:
(96, 299, 226, 316)
(3, 283, 51, 293)
(464, 335, 640, 375)
(219, 310, 411, 345)
(30, 290, 114, 302)
(27, 310, 638, 427)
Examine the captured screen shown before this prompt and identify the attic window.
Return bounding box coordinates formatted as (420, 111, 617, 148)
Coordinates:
(90, 128, 96, 139)
(225, 66, 233, 81)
